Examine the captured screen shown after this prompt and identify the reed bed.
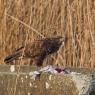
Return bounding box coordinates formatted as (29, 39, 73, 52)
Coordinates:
(0, 0, 95, 68)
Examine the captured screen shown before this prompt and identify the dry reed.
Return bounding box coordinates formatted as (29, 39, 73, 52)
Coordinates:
(0, 0, 95, 68)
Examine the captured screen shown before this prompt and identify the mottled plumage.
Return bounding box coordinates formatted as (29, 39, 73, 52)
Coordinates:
(4, 36, 63, 66)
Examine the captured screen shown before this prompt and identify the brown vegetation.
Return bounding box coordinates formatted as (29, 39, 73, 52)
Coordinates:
(0, 0, 95, 68)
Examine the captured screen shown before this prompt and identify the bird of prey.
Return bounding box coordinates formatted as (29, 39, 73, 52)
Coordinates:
(4, 36, 64, 66)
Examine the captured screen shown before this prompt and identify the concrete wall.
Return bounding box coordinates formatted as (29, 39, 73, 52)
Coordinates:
(0, 65, 95, 95)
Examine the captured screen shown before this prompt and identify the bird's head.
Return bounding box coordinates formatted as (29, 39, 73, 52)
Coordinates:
(45, 36, 64, 54)
(52, 36, 65, 47)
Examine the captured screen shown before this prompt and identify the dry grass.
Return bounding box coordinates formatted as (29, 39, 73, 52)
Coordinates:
(0, 0, 95, 68)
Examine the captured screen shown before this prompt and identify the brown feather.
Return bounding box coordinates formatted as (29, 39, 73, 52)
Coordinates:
(4, 36, 64, 66)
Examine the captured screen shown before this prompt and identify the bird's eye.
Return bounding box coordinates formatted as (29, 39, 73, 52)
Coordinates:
(48, 49, 51, 52)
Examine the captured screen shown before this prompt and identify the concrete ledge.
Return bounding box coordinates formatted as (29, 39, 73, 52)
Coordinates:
(0, 65, 95, 95)
(0, 73, 78, 95)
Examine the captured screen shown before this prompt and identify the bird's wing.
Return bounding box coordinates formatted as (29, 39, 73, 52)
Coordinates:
(24, 41, 46, 58)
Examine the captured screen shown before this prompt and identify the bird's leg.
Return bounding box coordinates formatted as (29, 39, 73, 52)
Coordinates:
(30, 59, 33, 65)
(30, 59, 40, 71)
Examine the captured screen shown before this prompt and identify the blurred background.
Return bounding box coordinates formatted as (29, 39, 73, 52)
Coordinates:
(0, 0, 95, 68)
